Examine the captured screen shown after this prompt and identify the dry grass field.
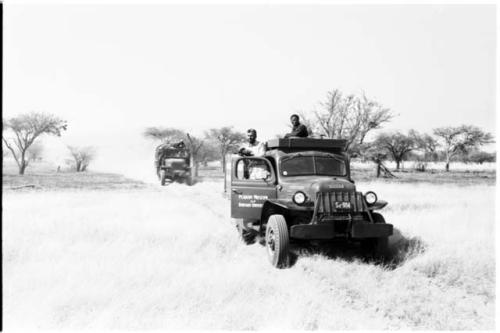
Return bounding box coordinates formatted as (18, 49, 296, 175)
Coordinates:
(2, 160, 496, 329)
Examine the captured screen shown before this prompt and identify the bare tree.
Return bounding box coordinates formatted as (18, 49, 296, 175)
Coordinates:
(68, 146, 96, 172)
(186, 133, 204, 177)
(357, 93, 394, 145)
(206, 127, 246, 173)
(143, 127, 185, 143)
(374, 131, 418, 170)
(2, 112, 67, 174)
(433, 125, 494, 171)
(302, 90, 393, 152)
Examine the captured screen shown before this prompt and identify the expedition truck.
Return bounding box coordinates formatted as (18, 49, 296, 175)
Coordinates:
(155, 142, 193, 186)
(226, 138, 393, 268)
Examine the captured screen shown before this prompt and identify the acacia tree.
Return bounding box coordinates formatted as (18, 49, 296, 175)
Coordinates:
(197, 141, 219, 166)
(206, 127, 246, 173)
(2, 112, 67, 174)
(26, 142, 44, 162)
(358, 143, 395, 178)
(374, 131, 418, 170)
(433, 125, 494, 171)
(414, 132, 439, 162)
(68, 146, 96, 172)
(303, 90, 393, 153)
(143, 127, 185, 143)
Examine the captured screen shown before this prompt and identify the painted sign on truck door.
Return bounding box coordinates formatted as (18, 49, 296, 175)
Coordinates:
(230, 156, 277, 220)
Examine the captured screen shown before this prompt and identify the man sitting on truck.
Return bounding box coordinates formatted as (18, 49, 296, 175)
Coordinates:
(284, 114, 309, 138)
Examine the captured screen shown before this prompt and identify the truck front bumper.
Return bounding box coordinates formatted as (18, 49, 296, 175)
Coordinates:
(290, 222, 393, 240)
(161, 168, 189, 177)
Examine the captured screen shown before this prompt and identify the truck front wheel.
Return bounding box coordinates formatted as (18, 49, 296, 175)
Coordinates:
(361, 212, 389, 259)
(160, 170, 167, 186)
(265, 214, 290, 268)
(186, 173, 193, 186)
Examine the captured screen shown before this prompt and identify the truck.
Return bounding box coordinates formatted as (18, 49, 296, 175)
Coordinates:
(226, 138, 392, 268)
(155, 141, 193, 186)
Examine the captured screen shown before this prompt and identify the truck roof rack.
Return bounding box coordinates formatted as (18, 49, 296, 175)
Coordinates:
(266, 138, 347, 151)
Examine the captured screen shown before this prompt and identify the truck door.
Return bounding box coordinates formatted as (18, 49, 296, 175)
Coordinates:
(231, 156, 277, 220)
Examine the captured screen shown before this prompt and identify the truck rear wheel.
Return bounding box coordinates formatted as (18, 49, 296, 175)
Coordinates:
(265, 214, 290, 268)
(160, 170, 167, 186)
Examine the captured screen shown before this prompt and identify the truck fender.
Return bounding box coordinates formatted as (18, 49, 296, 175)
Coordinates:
(260, 200, 290, 227)
(368, 200, 388, 211)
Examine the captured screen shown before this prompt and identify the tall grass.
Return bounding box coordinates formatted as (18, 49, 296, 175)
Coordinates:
(3, 181, 495, 329)
(351, 160, 496, 172)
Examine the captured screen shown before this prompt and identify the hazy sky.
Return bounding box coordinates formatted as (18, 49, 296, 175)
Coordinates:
(3, 4, 496, 166)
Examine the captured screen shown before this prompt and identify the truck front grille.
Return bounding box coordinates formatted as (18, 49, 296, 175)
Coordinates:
(315, 191, 366, 214)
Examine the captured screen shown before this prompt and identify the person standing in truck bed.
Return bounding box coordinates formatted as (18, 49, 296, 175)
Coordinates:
(284, 114, 309, 138)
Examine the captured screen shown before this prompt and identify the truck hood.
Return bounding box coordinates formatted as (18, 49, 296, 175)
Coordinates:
(309, 178, 356, 193)
(280, 176, 356, 203)
(164, 158, 188, 168)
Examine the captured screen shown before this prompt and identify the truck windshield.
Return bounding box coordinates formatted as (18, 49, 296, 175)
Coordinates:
(281, 155, 346, 177)
(163, 149, 189, 158)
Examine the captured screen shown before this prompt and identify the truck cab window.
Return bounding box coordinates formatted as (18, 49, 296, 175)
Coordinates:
(236, 158, 271, 180)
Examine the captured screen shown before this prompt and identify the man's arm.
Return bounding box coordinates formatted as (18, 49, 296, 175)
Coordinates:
(238, 146, 253, 156)
(296, 124, 309, 137)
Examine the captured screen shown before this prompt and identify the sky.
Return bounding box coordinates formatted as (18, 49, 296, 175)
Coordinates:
(3, 3, 496, 170)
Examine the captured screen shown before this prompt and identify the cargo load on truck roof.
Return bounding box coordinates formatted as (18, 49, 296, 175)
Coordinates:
(266, 138, 347, 153)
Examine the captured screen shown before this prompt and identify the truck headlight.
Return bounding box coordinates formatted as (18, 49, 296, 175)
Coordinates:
(364, 191, 377, 205)
(293, 191, 307, 205)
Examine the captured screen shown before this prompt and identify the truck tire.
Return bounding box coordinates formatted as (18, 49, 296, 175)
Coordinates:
(265, 214, 290, 268)
(361, 212, 389, 259)
(160, 170, 167, 186)
(186, 173, 193, 186)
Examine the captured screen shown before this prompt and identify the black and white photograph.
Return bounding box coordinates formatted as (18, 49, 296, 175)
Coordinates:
(2, 1, 496, 330)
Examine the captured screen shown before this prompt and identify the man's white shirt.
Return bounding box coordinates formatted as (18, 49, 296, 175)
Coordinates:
(241, 140, 266, 157)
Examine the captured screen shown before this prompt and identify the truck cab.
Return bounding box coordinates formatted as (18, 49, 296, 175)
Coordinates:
(227, 138, 392, 268)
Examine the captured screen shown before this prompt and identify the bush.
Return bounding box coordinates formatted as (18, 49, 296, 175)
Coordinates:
(467, 151, 495, 164)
